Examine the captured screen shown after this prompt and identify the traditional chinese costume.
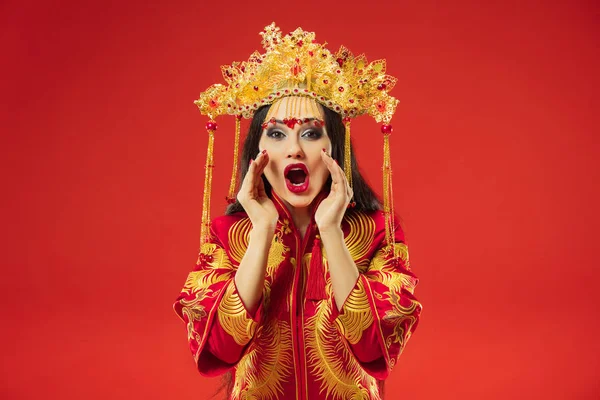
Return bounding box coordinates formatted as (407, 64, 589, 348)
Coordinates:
(173, 190, 422, 399)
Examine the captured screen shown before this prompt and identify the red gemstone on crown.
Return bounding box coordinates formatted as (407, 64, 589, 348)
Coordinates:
(377, 83, 386, 90)
(381, 124, 393, 134)
(291, 64, 302, 76)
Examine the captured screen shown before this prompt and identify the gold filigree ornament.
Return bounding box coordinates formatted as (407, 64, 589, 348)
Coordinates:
(194, 22, 401, 248)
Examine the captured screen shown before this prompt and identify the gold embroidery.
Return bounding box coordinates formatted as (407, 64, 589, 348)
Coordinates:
(365, 241, 421, 359)
(382, 289, 421, 352)
(367, 243, 417, 295)
(344, 212, 375, 262)
(232, 319, 293, 399)
(179, 288, 211, 343)
(267, 221, 291, 276)
(183, 243, 235, 293)
(227, 217, 252, 263)
(227, 217, 290, 279)
(217, 281, 257, 346)
(305, 300, 380, 400)
(335, 278, 374, 344)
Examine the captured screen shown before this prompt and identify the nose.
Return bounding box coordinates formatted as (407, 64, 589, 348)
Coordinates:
(286, 137, 305, 159)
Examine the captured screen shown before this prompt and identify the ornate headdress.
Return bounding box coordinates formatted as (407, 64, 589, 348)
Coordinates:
(195, 22, 400, 249)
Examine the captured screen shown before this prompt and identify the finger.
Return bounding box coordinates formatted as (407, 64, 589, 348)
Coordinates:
(240, 158, 256, 195)
(254, 151, 269, 181)
(257, 174, 267, 198)
(322, 151, 351, 200)
(332, 157, 346, 188)
(321, 149, 339, 182)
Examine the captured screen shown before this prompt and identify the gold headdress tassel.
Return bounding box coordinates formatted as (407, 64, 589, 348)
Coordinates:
(343, 118, 355, 208)
(200, 120, 217, 247)
(382, 123, 395, 248)
(226, 115, 242, 204)
(343, 119, 352, 186)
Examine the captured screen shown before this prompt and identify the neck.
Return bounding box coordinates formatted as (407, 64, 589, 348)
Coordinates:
(272, 189, 327, 239)
(288, 205, 311, 237)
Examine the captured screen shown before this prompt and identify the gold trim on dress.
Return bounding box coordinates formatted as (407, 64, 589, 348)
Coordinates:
(217, 281, 257, 346)
(334, 278, 374, 345)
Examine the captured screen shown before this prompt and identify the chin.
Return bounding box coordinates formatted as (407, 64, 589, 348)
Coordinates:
(276, 186, 321, 209)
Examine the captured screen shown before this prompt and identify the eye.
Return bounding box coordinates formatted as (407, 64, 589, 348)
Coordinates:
(266, 130, 285, 139)
(301, 129, 323, 140)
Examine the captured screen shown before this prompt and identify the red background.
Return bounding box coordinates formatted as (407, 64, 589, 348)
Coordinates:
(1, 0, 598, 399)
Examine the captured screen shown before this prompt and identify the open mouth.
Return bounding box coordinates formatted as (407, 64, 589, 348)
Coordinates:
(284, 163, 310, 193)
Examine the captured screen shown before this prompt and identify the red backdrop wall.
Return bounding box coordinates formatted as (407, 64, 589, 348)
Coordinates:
(1, 0, 598, 399)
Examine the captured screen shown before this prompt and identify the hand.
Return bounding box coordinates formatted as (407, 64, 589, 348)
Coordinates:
(237, 150, 278, 232)
(315, 149, 353, 233)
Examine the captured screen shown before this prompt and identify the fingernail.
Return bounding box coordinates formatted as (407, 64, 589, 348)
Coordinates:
(249, 159, 254, 166)
(334, 159, 338, 164)
(262, 149, 267, 155)
(322, 148, 326, 152)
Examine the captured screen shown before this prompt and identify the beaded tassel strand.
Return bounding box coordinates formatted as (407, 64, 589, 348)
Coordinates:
(381, 123, 395, 249)
(200, 120, 217, 247)
(226, 115, 242, 204)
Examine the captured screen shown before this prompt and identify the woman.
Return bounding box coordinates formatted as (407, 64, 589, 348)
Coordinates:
(173, 23, 423, 400)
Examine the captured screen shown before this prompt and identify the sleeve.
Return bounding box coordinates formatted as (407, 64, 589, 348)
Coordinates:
(330, 219, 423, 380)
(172, 219, 264, 377)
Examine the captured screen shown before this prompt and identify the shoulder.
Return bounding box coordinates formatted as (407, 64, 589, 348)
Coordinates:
(342, 209, 406, 244)
(209, 212, 250, 244)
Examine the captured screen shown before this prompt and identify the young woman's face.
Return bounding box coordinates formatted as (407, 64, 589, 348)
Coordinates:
(258, 96, 332, 209)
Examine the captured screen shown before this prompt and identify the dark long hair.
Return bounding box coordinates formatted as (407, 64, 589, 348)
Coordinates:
(213, 102, 387, 399)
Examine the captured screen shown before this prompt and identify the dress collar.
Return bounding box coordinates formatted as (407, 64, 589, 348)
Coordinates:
(270, 188, 329, 223)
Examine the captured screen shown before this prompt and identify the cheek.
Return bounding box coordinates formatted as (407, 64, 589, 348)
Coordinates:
(313, 164, 331, 184)
(263, 160, 281, 183)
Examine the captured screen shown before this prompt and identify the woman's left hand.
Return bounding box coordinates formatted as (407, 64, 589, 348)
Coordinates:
(315, 149, 353, 233)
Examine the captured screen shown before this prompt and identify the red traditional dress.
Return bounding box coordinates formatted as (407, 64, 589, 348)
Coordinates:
(173, 190, 422, 399)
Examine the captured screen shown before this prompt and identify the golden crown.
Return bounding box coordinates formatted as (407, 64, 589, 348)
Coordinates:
(194, 22, 399, 124)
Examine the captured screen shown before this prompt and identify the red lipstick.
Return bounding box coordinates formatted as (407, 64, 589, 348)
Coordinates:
(284, 163, 310, 193)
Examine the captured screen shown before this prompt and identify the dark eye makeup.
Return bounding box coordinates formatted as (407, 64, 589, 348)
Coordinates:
(266, 130, 285, 139)
(265, 127, 323, 140)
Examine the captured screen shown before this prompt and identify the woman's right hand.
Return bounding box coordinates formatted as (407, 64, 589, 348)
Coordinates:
(237, 150, 278, 232)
